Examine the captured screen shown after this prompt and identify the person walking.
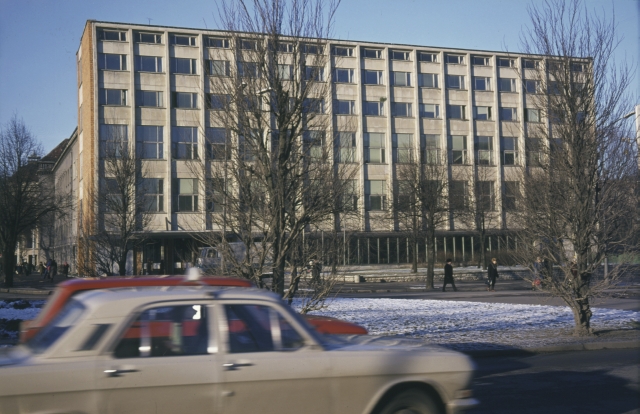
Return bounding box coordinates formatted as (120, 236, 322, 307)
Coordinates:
(38, 262, 45, 278)
(442, 259, 457, 292)
(61, 261, 69, 278)
(50, 259, 58, 281)
(487, 257, 499, 291)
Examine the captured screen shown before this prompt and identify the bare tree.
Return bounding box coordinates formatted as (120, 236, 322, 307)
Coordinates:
(511, 0, 637, 336)
(0, 116, 60, 286)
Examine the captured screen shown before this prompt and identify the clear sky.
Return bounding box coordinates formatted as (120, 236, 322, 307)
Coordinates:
(1, 0, 638, 153)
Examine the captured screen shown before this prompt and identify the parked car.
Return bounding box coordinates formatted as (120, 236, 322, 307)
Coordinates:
(19, 275, 367, 342)
(2, 286, 478, 414)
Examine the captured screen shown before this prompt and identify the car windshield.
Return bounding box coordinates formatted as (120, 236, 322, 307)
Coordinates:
(27, 300, 86, 354)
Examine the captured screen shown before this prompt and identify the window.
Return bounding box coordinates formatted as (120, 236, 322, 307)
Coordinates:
(99, 124, 128, 158)
(206, 178, 225, 213)
(334, 68, 355, 83)
(136, 90, 163, 107)
(364, 133, 385, 163)
(238, 61, 259, 78)
(207, 37, 229, 48)
(450, 135, 467, 164)
(28, 301, 86, 354)
(499, 78, 517, 92)
(418, 52, 437, 62)
(136, 56, 162, 72)
(303, 44, 323, 54)
(446, 54, 464, 64)
(474, 136, 493, 165)
(114, 304, 208, 358)
(392, 71, 411, 87)
(173, 179, 199, 212)
(448, 105, 466, 120)
(449, 181, 467, 210)
(100, 29, 126, 41)
(422, 134, 441, 164)
(277, 64, 292, 80)
(362, 48, 382, 59)
(549, 109, 565, 124)
(548, 81, 561, 95)
(303, 98, 325, 114)
(141, 179, 164, 212)
(172, 127, 198, 159)
(391, 50, 410, 60)
(525, 79, 541, 94)
(526, 138, 543, 167)
(419, 103, 440, 118)
(334, 100, 356, 115)
(303, 131, 325, 161)
(393, 133, 413, 163)
(473, 56, 490, 66)
(474, 76, 491, 91)
(206, 128, 230, 160)
(395, 180, 413, 211)
(523, 59, 540, 69)
(206, 94, 230, 110)
(305, 66, 325, 81)
(136, 32, 162, 43)
(500, 107, 517, 122)
(447, 75, 465, 89)
(276, 42, 293, 53)
(476, 181, 494, 211)
(339, 180, 358, 211)
(336, 132, 356, 163)
(206, 60, 230, 76)
(172, 92, 198, 109)
(474, 106, 492, 121)
(99, 89, 127, 106)
(365, 180, 386, 210)
(333, 46, 354, 56)
(525, 108, 540, 123)
(497, 58, 516, 67)
(547, 61, 562, 71)
(239, 132, 257, 161)
(418, 73, 439, 88)
(501, 137, 518, 165)
(571, 62, 586, 72)
(98, 53, 127, 71)
(390, 102, 412, 118)
(364, 101, 384, 116)
(240, 39, 257, 50)
(503, 182, 519, 211)
(137, 126, 163, 159)
(363, 70, 384, 85)
(104, 178, 122, 213)
(172, 58, 197, 75)
(172, 34, 196, 46)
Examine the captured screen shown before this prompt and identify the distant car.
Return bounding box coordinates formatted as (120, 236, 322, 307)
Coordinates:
(1, 286, 478, 414)
(19, 275, 367, 342)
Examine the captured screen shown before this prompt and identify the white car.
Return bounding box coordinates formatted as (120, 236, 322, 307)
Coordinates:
(0, 286, 478, 414)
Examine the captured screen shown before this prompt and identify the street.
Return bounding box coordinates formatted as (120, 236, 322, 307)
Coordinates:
(468, 348, 640, 414)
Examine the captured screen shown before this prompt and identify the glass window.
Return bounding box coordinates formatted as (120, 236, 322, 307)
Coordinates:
(303, 44, 323, 54)
(100, 30, 126, 42)
(173, 58, 197, 75)
(334, 100, 356, 115)
(500, 107, 517, 121)
(98, 53, 127, 71)
(523, 59, 540, 69)
(421, 134, 441, 164)
(136, 56, 162, 73)
(173, 92, 198, 109)
(497, 58, 516, 67)
(418, 52, 437, 62)
(172, 35, 196, 46)
(99, 89, 127, 106)
(392, 102, 412, 117)
(206, 178, 225, 213)
(419, 104, 440, 118)
(302, 98, 325, 114)
(276, 42, 293, 53)
(571, 62, 585, 72)
(27, 300, 86, 354)
(364, 132, 385, 163)
(173, 178, 199, 212)
(339, 180, 358, 211)
(99, 124, 128, 158)
(448, 105, 466, 120)
(240, 39, 257, 50)
(206, 128, 230, 160)
(334, 68, 355, 83)
(277, 64, 292, 80)
(473, 56, 490, 66)
(333, 46, 354, 56)
(336, 132, 356, 163)
(206, 94, 230, 111)
(447, 75, 465, 89)
(137, 126, 164, 159)
(418, 73, 439, 88)
(499, 78, 517, 92)
(445, 54, 464, 64)
(363, 101, 384, 116)
(393, 71, 411, 87)
(305, 66, 325, 81)
(449, 181, 467, 210)
(114, 304, 208, 358)
(503, 182, 519, 211)
(474, 136, 493, 165)
(363, 70, 383, 85)
(476, 181, 494, 211)
(207, 37, 229, 48)
(501, 137, 518, 165)
(137, 32, 162, 44)
(474, 76, 491, 91)
(207, 60, 230, 76)
(525, 79, 541, 94)
(393, 133, 413, 163)
(391, 50, 410, 60)
(525, 108, 540, 123)
(303, 131, 325, 162)
(548, 81, 561, 95)
(526, 138, 543, 167)
(362, 48, 382, 59)
(450, 135, 467, 165)
(365, 180, 386, 210)
(136, 90, 163, 107)
(474, 106, 492, 120)
(140, 178, 164, 212)
(238, 61, 259, 78)
(172, 127, 198, 159)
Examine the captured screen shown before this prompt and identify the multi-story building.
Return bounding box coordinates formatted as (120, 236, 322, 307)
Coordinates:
(75, 20, 570, 274)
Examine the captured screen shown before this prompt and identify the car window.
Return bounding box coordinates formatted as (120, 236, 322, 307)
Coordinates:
(27, 300, 86, 354)
(224, 304, 304, 353)
(114, 304, 210, 358)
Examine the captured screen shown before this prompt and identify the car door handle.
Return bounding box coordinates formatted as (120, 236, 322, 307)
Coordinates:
(104, 368, 140, 377)
(222, 362, 254, 371)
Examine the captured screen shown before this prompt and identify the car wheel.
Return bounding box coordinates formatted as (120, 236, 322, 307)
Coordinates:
(377, 389, 441, 414)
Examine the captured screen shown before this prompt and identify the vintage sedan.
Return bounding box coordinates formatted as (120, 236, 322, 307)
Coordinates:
(1, 286, 478, 414)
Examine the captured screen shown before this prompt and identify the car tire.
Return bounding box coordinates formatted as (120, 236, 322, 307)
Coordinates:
(377, 389, 441, 414)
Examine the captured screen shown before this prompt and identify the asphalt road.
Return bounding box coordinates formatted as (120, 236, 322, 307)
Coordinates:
(468, 348, 640, 414)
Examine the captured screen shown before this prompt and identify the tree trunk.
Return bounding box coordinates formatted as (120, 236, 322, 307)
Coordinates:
(479, 234, 486, 270)
(411, 239, 418, 273)
(425, 233, 436, 290)
(118, 257, 127, 276)
(2, 247, 16, 287)
(569, 270, 593, 336)
(273, 258, 286, 297)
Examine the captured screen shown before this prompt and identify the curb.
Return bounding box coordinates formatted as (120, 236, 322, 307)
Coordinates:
(461, 340, 640, 358)
(0, 288, 52, 296)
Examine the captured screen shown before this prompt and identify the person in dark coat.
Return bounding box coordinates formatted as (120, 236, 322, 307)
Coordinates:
(50, 259, 58, 281)
(487, 257, 499, 291)
(442, 258, 457, 292)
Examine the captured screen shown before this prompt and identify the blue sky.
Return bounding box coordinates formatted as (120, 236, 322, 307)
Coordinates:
(1, 0, 638, 153)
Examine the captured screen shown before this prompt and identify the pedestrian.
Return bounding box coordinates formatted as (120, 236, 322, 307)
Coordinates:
(532, 256, 543, 289)
(62, 261, 69, 278)
(487, 257, 499, 291)
(44, 259, 52, 280)
(38, 262, 45, 278)
(442, 258, 457, 292)
(50, 259, 58, 281)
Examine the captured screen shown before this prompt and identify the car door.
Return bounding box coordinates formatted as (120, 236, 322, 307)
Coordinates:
(95, 302, 221, 414)
(218, 302, 331, 414)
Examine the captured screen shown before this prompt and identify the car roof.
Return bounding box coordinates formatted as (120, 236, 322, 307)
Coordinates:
(58, 276, 254, 291)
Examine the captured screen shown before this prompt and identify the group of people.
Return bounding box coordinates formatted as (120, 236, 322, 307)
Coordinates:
(39, 259, 70, 281)
(442, 257, 500, 292)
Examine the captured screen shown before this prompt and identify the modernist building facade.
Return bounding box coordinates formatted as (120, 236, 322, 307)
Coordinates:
(72, 20, 570, 274)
